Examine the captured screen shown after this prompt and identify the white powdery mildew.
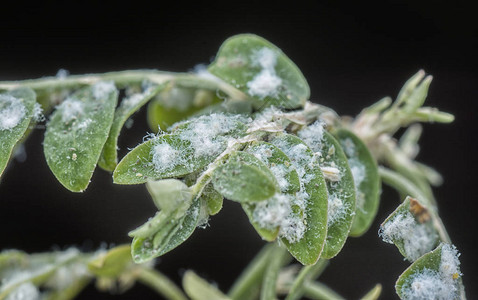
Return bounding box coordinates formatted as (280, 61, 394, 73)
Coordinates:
(247, 48, 282, 99)
(32, 103, 45, 122)
(348, 157, 366, 210)
(0, 95, 26, 131)
(5, 282, 40, 300)
(253, 194, 306, 243)
(379, 211, 438, 262)
(122, 93, 144, 108)
(327, 194, 350, 227)
(298, 121, 325, 153)
(402, 244, 461, 300)
(59, 98, 84, 123)
(249, 144, 290, 192)
(92, 81, 116, 100)
(151, 142, 183, 173)
(176, 113, 251, 158)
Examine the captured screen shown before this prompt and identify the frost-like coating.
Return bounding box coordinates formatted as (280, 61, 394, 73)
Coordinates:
(32, 103, 44, 122)
(379, 211, 438, 261)
(175, 113, 250, 158)
(248, 143, 290, 192)
(122, 93, 144, 108)
(298, 121, 325, 153)
(0, 94, 26, 131)
(327, 194, 350, 226)
(402, 244, 461, 300)
(5, 282, 39, 300)
(151, 142, 183, 173)
(92, 81, 116, 100)
(348, 157, 366, 209)
(45, 263, 89, 290)
(253, 194, 305, 243)
(59, 98, 84, 123)
(247, 47, 282, 99)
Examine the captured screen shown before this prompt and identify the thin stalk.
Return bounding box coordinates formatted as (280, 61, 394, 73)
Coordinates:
(228, 244, 275, 300)
(285, 259, 329, 300)
(136, 268, 188, 300)
(260, 245, 288, 300)
(303, 282, 345, 300)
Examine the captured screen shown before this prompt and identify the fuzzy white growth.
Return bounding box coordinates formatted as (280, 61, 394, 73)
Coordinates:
(379, 211, 437, 261)
(348, 157, 366, 209)
(176, 113, 251, 158)
(122, 93, 144, 108)
(5, 282, 39, 300)
(92, 81, 116, 100)
(298, 121, 325, 153)
(402, 244, 461, 300)
(342, 138, 356, 157)
(0, 95, 26, 131)
(270, 164, 290, 192)
(247, 106, 284, 133)
(45, 263, 89, 290)
(327, 194, 350, 226)
(59, 98, 84, 123)
(56, 68, 69, 79)
(151, 142, 182, 173)
(32, 103, 45, 122)
(247, 48, 282, 99)
(253, 194, 306, 243)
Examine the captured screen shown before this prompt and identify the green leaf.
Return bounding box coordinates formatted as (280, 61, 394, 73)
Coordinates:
(146, 179, 193, 212)
(113, 134, 211, 184)
(44, 82, 118, 192)
(241, 141, 300, 241)
(208, 34, 309, 109)
(98, 82, 165, 171)
(270, 134, 328, 265)
(212, 151, 279, 203)
(147, 81, 221, 132)
(131, 198, 200, 263)
(334, 129, 381, 237)
(0, 88, 36, 178)
(88, 245, 132, 278)
(200, 183, 224, 216)
(379, 196, 439, 262)
(183, 270, 231, 300)
(395, 243, 464, 300)
(298, 129, 356, 259)
(359, 284, 382, 300)
(115, 113, 249, 184)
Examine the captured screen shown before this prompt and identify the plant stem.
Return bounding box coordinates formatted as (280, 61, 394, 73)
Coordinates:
(260, 244, 288, 300)
(136, 268, 188, 300)
(285, 259, 329, 300)
(228, 244, 275, 300)
(303, 282, 345, 300)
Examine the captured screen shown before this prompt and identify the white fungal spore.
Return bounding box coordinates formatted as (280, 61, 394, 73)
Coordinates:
(298, 121, 325, 153)
(0, 95, 26, 131)
(247, 47, 282, 99)
(402, 244, 462, 300)
(32, 103, 45, 122)
(59, 98, 84, 123)
(327, 194, 350, 226)
(92, 81, 116, 100)
(151, 142, 182, 173)
(252, 194, 306, 243)
(379, 210, 438, 261)
(348, 157, 366, 209)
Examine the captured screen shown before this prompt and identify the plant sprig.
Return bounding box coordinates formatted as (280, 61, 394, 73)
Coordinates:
(0, 34, 465, 299)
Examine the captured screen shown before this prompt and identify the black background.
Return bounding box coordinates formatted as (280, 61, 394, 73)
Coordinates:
(1, 1, 476, 299)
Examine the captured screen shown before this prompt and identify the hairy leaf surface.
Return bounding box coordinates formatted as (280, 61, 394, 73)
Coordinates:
(334, 129, 380, 237)
(270, 134, 328, 265)
(44, 82, 118, 192)
(0, 88, 36, 178)
(208, 34, 309, 109)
